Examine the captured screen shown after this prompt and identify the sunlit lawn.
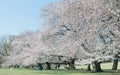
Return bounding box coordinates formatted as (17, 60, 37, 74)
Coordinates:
(0, 63, 120, 75)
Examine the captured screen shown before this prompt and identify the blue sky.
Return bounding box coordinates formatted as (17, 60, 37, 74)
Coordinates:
(0, 0, 58, 36)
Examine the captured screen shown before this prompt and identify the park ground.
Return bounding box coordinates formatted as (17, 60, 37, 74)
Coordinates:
(0, 63, 120, 75)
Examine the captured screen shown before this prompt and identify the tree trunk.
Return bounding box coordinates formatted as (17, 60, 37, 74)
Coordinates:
(38, 63, 43, 70)
(69, 59, 75, 70)
(0, 64, 1, 68)
(55, 64, 60, 69)
(87, 64, 91, 71)
(46, 62, 51, 70)
(112, 54, 118, 70)
(92, 61, 103, 72)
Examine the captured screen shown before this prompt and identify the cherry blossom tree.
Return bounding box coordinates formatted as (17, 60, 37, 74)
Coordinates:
(42, 0, 120, 71)
(97, 0, 120, 70)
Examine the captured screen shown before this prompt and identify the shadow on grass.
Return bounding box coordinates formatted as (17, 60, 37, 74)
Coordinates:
(43, 69, 120, 74)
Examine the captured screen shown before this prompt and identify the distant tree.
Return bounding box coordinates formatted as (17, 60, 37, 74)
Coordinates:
(2, 31, 54, 68)
(0, 35, 15, 66)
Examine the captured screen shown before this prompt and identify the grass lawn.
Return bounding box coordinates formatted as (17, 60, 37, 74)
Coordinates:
(0, 63, 120, 75)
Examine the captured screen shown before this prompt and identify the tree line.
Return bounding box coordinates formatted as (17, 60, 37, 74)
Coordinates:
(0, 0, 120, 72)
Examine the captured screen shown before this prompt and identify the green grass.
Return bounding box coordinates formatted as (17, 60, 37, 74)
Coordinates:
(0, 63, 120, 75)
